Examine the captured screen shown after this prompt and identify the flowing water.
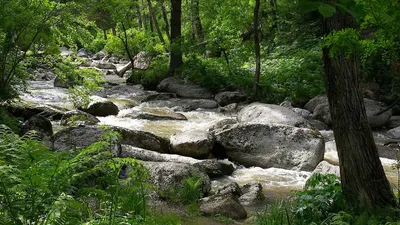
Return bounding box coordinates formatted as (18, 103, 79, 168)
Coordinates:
(21, 80, 400, 223)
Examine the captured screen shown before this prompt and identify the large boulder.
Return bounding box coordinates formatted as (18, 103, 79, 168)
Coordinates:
(20, 115, 53, 146)
(6, 102, 67, 120)
(82, 100, 119, 117)
(142, 161, 211, 195)
(112, 127, 170, 153)
(94, 61, 116, 70)
(238, 181, 265, 206)
(140, 98, 218, 111)
(237, 103, 312, 128)
(312, 161, 340, 177)
(214, 91, 246, 106)
(52, 126, 119, 153)
(123, 108, 187, 121)
(387, 116, 400, 129)
(157, 77, 213, 99)
(170, 129, 214, 159)
(311, 98, 392, 128)
(120, 145, 233, 177)
(388, 126, 400, 139)
(60, 110, 100, 126)
(199, 193, 247, 220)
(305, 95, 328, 113)
(214, 123, 325, 171)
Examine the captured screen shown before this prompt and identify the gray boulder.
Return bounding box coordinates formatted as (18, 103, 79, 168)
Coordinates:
(388, 126, 400, 139)
(387, 116, 400, 129)
(157, 77, 213, 99)
(216, 182, 242, 197)
(311, 98, 392, 128)
(199, 194, 247, 220)
(237, 103, 312, 128)
(214, 123, 325, 171)
(123, 108, 187, 121)
(82, 101, 119, 117)
(140, 98, 218, 111)
(60, 110, 100, 126)
(170, 129, 214, 159)
(113, 126, 170, 153)
(312, 161, 340, 177)
(20, 115, 53, 147)
(239, 181, 265, 206)
(95, 62, 116, 70)
(214, 91, 246, 106)
(143, 161, 211, 195)
(292, 108, 312, 119)
(305, 95, 328, 113)
(120, 145, 233, 177)
(52, 126, 120, 153)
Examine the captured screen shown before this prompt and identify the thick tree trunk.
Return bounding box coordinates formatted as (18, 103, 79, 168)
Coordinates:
(253, 0, 261, 95)
(137, 6, 143, 30)
(159, 1, 171, 41)
(103, 29, 108, 40)
(112, 27, 117, 36)
(168, 0, 183, 75)
(323, 3, 395, 209)
(147, 0, 165, 44)
(191, 0, 204, 40)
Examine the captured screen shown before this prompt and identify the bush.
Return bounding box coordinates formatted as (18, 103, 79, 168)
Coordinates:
(127, 55, 169, 90)
(253, 174, 400, 225)
(87, 32, 107, 53)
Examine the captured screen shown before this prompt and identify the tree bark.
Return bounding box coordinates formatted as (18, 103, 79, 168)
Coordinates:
(168, 0, 183, 75)
(159, 1, 171, 41)
(191, 0, 204, 40)
(137, 6, 143, 30)
(147, 0, 165, 44)
(322, 2, 395, 209)
(103, 29, 107, 40)
(253, 0, 261, 95)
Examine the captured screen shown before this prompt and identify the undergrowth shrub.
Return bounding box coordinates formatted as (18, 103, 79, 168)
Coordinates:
(253, 174, 400, 225)
(127, 55, 169, 90)
(0, 124, 167, 225)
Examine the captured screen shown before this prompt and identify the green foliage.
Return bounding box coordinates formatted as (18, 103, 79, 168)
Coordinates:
(87, 32, 107, 53)
(127, 55, 169, 90)
(164, 173, 204, 207)
(55, 57, 104, 108)
(0, 107, 20, 133)
(322, 28, 361, 59)
(254, 174, 400, 225)
(0, 124, 168, 225)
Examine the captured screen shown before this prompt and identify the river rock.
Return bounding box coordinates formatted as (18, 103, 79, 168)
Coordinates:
(20, 115, 53, 146)
(312, 99, 392, 128)
(112, 127, 169, 153)
(95, 62, 116, 70)
(239, 181, 265, 206)
(105, 84, 147, 98)
(214, 91, 246, 106)
(77, 48, 91, 58)
(292, 108, 312, 119)
(60, 110, 100, 126)
(170, 129, 214, 159)
(199, 194, 247, 220)
(312, 161, 340, 177)
(237, 103, 312, 128)
(140, 93, 175, 102)
(309, 119, 329, 130)
(388, 126, 400, 139)
(82, 100, 119, 117)
(54, 75, 78, 88)
(120, 145, 233, 177)
(34, 68, 56, 81)
(208, 118, 238, 133)
(143, 161, 211, 195)
(52, 125, 120, 154)
(140, 98, 218, 111)
(305, 95, 328, 112)
(214, 123, 325, 171)
(157, 77, 213, 99)
(6, 102, 67, 120)
(387, 116, 400, 129)
(312, 103, 331, 125)
(123, 108, 187, 121)
(60, 47, 73, 57)
(216, 182, 242, 197)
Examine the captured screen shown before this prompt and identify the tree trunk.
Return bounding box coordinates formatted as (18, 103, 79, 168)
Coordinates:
(147, 0, 165, 44)
(169, 0, 183, 76)
(103, 29, 108, 40)
(137, 6, 143, 30)
(191, 0, 204, 40)
(159, 1, 171, 41)
(323, 2, 395, 209)
(142, 0, 148, 31)
(253, 0, 261, 95)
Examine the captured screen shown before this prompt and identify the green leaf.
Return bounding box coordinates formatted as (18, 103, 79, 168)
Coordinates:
(318, 4, 336, 19)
